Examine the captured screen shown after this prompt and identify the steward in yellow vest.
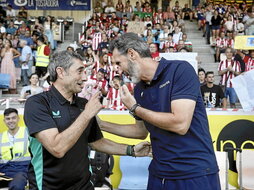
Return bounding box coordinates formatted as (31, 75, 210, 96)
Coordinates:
(35, 36, 50, 78)
(0, 108, 30, 189)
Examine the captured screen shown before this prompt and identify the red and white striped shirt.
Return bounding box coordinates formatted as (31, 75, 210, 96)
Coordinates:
(243, 56, 254, 72)
(153, 12, 163, 23)
(227, 39, 234, 48)
(107, 87, 125, 110)
(218, 59, 241, 88)
(216, 38, 228, 48)
(92, 32, 102, 50)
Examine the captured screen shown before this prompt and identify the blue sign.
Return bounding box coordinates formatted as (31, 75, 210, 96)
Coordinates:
(247, 37, 254, 47)
(0, 0, 91, 10)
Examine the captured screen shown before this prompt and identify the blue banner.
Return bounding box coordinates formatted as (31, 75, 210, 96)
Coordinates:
(0, 0, 91, 10)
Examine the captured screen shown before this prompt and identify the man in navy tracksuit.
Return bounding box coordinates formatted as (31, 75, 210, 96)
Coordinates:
(99, 32, 221, 190)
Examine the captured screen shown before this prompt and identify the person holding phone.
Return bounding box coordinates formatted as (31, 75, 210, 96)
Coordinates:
(20, 73, 43, 100)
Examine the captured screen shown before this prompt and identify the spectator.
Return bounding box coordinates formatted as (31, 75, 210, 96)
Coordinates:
(104, 1, 116, 13)
(198, 68, 206, 86)
(159, 24, 172, 47)
(6, 21, 17, 35)
(144, 28, 155, 44)
(172, 1, 182, 16)
(176, 39, 185, 52)
(182, 4, 193, 21)
(182, 33, 192, 52)
(18, 6, 28, 19)
(6, 4, 16, 17)
(211, 10, 222, 44)
(215, 31, 228, 62)
(107, 75, 125, 110)
(20, 30, 34, 47)
(197, 7, 205, 33)
(163, 34, 177, 52)
(237, 50, 254, 72)
(134, 1, 142, 12)
(172, 26, 182, 44)
(44, 16, 55, 50)
(0, 108, 30, 190)
(94, 52, 110, 75)
(201, 71, 227, 108)
(205, 5, 213, 44)
(79, 68, 109, 102)
(153, 7, 163, 23)
(218, 48, 241, 108)
(14, 16, 24, 27)
(66, 46, 75, 52)
(149, 43, 159, 60)
(0, 22, 6, 33)
(35, 36, 50, 79)
(163, 6, 175, 22)
(115, 0, 124, 18)
(224, 15, 234, 33)
(0, 39, 20, 94)
(245, 8, 254, 35)
(20, 73, 43, 99)
(19, 39, 33, 86)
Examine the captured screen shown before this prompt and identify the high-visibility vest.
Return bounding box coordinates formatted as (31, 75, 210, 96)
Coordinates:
(235, 0, 243, 3)
(0, 127, 30, 164)
(36, 44, 49, 67)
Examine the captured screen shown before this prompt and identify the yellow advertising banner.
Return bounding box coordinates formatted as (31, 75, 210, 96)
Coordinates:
(234, 35, 254, 50)
(0, 109, 253, 188)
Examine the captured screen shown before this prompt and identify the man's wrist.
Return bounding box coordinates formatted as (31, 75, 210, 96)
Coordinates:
(129, 103, 142, 120)
(126, 145, 135, 157)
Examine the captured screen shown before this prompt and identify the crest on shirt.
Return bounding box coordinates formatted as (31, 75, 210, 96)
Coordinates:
(52, 110, 61, 118)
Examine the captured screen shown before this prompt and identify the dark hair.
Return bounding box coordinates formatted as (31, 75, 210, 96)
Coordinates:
(48, 50, 84, 82)
(198, 68, 205, 74)
(113, 75, 122, 81)
(37, 36, 45, 43)
(29, 73, 39, 80)
(4, 108, 18, 116)
(205, 71, 214, 78)
(6, 39, 13, 48)
(109, 32, 151, 58)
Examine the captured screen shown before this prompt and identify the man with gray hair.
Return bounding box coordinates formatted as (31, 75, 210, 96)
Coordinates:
(98, 32, 221, 190)
(19, 39, 33, 86)
(24, 50, 151, 190)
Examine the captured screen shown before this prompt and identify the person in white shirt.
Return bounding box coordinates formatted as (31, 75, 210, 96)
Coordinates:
(19, 39, 33, 86)
(6, 4, 16, 17)
(0, 22, 6, 33)
(20, 73, 43, 99)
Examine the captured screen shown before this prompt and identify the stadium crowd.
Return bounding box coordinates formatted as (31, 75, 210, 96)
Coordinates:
(0, 0, 253, 110)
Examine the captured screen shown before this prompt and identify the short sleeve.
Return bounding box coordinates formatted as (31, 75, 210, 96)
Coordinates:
(218, 86, 225, 99)
(24, 95, 57, 137)
(20, 86, 29, 98)
(87, 117, 103, 143)
(171, 61, 200, 101)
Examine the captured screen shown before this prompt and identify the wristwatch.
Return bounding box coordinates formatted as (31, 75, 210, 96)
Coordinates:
(129, 103, 142, 120)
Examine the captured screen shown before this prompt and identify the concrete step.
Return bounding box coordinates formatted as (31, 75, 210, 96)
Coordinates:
(198, 53, 215, 63)
(187, 33, 204, 39)
(193, 47, 213, 54)
(190, 38, 207, 45)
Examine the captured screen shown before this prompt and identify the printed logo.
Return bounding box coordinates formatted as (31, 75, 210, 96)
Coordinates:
(159, 80, 170, 88)
(52, 110, 61, 118)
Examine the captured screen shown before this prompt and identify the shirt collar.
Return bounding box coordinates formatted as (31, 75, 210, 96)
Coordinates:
(151, 57, 168, 81)
(50, 85, 78, 105)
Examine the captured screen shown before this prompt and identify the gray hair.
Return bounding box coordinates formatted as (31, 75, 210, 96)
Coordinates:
(109, 32, 151, 58)
(48, 50, 84, 82)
